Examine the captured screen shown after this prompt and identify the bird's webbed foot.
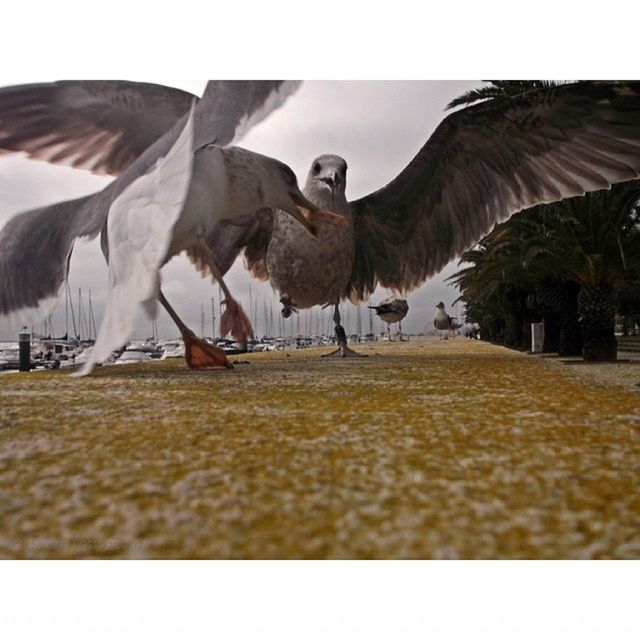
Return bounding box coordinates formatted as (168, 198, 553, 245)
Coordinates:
(182, 330, 233, 369)
(321, 344, 367, 358)
(321, 324, 367, 358)
(221, 297, 253, 343)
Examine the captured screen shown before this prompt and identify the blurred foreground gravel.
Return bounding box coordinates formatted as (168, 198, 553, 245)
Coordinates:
(1, 338, 639, 558)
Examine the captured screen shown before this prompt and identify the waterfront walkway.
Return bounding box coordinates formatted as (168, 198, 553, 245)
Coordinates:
(1, 338, 639, 558)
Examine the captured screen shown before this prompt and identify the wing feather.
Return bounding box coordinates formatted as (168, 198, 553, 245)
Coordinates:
(347, 81, 640, 301)
(0, 81, 195, 175)
(0, 80, 301, 176)
(0, 193, 109, 331)
(185, 209, 274, 282)
(78, 104, 196, 375)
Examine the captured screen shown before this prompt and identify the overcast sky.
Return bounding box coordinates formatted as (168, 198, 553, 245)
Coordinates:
(0, 80, 482, 340)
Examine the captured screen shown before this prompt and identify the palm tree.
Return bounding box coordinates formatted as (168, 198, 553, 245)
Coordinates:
(449, 81, 640, 361)
(451, 232, 533, 350)
(534, 185, 640, 360)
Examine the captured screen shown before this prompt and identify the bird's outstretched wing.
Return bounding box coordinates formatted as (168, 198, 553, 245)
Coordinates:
(193, 81, 301, 150)
(0, 193, 106, 330)
(78, 103, 196, 375)
(346, 81, 640, 301)
(0, 81, 195, 175)
(0, 80, 301, 175)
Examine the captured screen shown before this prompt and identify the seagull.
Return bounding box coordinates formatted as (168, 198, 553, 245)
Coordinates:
(434, 301, 455, 339)
(0, 81, 340, 371)
(3, 81, 640, 362)
(369, 298, 409, 342)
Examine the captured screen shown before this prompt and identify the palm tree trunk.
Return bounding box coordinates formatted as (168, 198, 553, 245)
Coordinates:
(535, 281, 565, 353)
(504, 312, 520, 347)
(542, 313, 560, 353)
(522, 315, 532, 351)
(578, 284, 617, 361)
(558, 282, 582, 357)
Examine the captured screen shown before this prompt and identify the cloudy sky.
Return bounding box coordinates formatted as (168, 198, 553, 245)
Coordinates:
(0, 80, 482, 340)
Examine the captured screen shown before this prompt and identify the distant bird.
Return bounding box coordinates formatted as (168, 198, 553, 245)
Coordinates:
(0, 81, 339, 372)
(434, 301, 456, 338)
(4, 81, 640, 363)
(369, 298, 409, 342)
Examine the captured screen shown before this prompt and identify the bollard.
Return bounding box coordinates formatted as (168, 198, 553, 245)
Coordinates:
(531, 322, 544, 353)
(19, 330, 31, 372)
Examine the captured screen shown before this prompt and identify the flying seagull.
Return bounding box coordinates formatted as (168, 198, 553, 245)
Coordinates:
(369, 298, 409, 343)
(3, 81, 640, 360)
(0, 81, 339, 370)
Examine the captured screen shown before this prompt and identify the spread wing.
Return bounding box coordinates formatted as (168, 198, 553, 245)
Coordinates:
(0, 193, 107, 330)
(346, 81, 640, 301)
(0, 81, 195, 175)
(193, 81, 301, 150)
(0, 80, 301, 176)
(77, 104, 195, 375)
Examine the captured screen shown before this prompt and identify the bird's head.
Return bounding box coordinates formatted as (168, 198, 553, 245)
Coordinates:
(304, 155, 348, 206)
(436, 302, 445, 310)
(223, 148, 345, 237)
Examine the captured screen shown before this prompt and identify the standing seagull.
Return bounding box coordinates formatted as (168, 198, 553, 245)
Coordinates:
(0, 81, 338, 370)
(434, 301, 455, 339)
(4, 82, 640, 360)
(369, 298, 409, 342)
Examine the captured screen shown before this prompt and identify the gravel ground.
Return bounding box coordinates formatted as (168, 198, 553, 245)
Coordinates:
(1, 338, 639, 558)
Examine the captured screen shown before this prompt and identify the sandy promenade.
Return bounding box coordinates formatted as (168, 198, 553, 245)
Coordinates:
(1, 338, 639, 558)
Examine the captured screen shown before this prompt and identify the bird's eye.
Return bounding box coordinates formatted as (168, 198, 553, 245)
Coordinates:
(313, 162, 321, 174)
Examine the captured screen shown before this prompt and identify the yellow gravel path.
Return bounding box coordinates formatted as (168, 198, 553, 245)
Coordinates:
(1, 338, 639, 558)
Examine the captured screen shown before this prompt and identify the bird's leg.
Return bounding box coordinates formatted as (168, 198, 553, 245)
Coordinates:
(398, 320, 405, 341)
(387, 323, 392, 341)
(197, 241, 253, 345)
(321, 303, 367, 358)
(158, 289, 232, 369)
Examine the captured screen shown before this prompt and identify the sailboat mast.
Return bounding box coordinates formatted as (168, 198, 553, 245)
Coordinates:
(211, 297, 216, 340)
(78, 288, 82, 340)
(218, 285, 223, 337)
(88, 290, 97, 341)
(67, 281, 78, 338)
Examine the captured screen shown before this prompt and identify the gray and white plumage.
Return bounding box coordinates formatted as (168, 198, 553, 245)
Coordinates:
(80, 102, 197, 374)
(434, 302, 453, 331)
(0, 81, 302, 331)
(265, 155, 354, 310)
(369, 298, 409, 325)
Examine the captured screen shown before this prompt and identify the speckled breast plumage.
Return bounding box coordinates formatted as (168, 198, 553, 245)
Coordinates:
(266, 209, 354, 309)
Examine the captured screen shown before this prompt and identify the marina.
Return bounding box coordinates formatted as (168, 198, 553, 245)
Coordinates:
(0, 330, 413, 373)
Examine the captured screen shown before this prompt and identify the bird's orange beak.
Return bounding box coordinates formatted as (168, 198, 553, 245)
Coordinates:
(289, 192, 346, 237)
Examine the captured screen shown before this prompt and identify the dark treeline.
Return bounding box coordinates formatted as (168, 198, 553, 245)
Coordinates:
(449, 82, 640, 361)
